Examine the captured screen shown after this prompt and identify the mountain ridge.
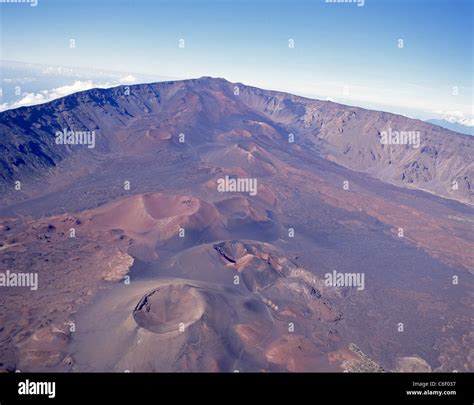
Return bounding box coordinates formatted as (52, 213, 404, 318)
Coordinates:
(0, 76, 472, 205)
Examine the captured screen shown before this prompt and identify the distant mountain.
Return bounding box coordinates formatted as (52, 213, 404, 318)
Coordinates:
(426, 119, 473, 136)
(1, 77, 472, 205)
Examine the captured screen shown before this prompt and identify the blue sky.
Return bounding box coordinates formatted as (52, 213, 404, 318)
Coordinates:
(1, 0, 472, 124)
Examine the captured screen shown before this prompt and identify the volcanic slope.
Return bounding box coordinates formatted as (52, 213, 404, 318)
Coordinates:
(0, 77, 473, 372)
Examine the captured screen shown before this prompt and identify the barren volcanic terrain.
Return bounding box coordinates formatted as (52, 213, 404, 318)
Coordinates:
(0, 78, 473, 372)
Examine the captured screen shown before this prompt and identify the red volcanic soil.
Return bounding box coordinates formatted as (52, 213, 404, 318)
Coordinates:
(265, 335, 329, 372)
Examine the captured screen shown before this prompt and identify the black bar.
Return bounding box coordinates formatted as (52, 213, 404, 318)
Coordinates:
(0, 372, 471, 403)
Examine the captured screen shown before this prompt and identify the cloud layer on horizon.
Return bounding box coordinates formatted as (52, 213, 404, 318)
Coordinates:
(1, 75, 140, 111)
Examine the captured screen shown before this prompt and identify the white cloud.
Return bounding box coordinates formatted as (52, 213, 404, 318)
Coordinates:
(0, 61, 159, 111)
(0, 80, 112, 111)
(118, 74, 138, 84)
(432, 110, 474, 127)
